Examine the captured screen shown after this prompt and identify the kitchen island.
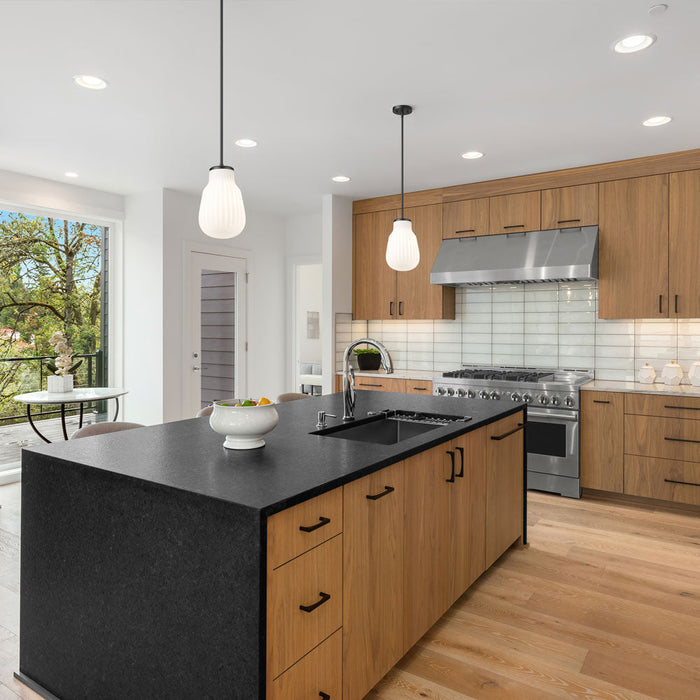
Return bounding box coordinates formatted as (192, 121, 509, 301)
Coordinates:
(18, 391, 526, 700)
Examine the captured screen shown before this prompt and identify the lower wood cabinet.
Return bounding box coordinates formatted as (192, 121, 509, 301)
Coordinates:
(343, 462, 404, 700)
(624, 455, 700, 506)
(581, 391, 624, 493)
(405, 379, 433, 395)
(353, 376, 406, 393)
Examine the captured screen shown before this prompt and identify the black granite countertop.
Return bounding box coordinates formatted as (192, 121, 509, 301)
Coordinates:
(25, 392, 524, 516)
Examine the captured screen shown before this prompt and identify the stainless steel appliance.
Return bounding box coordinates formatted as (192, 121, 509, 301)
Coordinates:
(433, 366, 593, 498)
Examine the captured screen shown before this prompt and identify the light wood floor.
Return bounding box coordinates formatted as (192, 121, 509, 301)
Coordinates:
(0, 485, 698, 699)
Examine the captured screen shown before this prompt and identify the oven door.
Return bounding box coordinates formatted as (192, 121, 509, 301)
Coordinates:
(526, 407, 579, 478)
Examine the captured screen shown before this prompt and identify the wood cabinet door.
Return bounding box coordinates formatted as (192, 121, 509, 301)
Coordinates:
(403, 445, 452, 650)
(541, 183, 598, 229)
(442, 198, 490, 238)
(354, 376, 406, 392)
(343, 462, 404, 700)
(396, 204, 455, 320)
(449, 426, 486, 601)
(670, 170, 700, 318)
(580, 391, 624, 493)
(598, 175, 669, 319)
(489, 191, 541, 234)
(485, 412, 524, 568)
(353, 210, 397, 319)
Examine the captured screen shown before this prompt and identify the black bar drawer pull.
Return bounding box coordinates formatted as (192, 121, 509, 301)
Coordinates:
(557, 218, 581, 224)
(319, 693, 331, 700)
(412, 386, 427, 391)
(359, 383, 383, 388)
(366, 485, 395, 501)
(675, 294, 679, 314)
(399, 301, 404, 316)
(491, 423, 525, 441)
(455, 446, 465, 478)
(455, 228, 475, 234)
(664, 404, 700, 411)
(446, 450, 456, 483)
(664, 478, 700, 488)
(389, 301, 394, 316)
(299, 592, 330, 613)
(659, 294, 663, 313)
(299, 516, 331, 533)
(593, 399, 610, 404)
(665, 436, 700, 445)
(503, 224, 525, 229)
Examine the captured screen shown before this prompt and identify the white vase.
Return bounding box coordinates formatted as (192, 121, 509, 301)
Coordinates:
(637, 363, 656, 384)
(661, 362, 683, 386)
(47, 374, 74, 393)
(688, 362, 700, 386)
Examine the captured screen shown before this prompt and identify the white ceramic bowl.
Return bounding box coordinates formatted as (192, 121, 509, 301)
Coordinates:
(209, 399, 279, 450)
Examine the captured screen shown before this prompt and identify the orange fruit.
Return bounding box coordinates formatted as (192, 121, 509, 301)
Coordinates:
(258, 397, 272, 405)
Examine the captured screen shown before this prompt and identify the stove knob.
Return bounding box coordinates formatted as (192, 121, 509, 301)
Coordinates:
(479, 390, 489, 399)
(551, 396, 561, 407)
(490, 391, 501, 400)
(522, 393, 532, 404)
(467, 390, 476, 399)
(456, 388, 466, 397)
(565, 395, 575, 408)
(447, 388, 455, 396)
(538, 395, 549, 405)
(436, 387, 446, 395)
(511, 392, 522, 402)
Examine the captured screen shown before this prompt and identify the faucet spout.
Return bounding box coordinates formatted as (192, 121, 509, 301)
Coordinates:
(342, 338, 393, 421)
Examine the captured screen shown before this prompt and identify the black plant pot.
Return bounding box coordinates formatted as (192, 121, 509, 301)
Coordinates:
(356, 353, 381, 371)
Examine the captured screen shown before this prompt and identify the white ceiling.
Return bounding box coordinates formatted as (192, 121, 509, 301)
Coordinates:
(2, 0, 699, 214)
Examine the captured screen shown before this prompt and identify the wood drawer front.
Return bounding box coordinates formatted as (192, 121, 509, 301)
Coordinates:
(268, 629, 341, 700)
(267, 535, 343, 680)
(625, 414, 700, 463)
(405, 379, 433, 395)
(355, 376, 406, 392)
(624, 455, 700, 506)
(625, 393, 700, 419)
(267, 488, 342, 570)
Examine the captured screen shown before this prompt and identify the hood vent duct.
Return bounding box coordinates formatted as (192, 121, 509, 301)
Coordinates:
(430, 226, 598, 287)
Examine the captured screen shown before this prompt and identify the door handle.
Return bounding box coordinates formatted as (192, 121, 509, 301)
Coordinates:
(659, 294, 663, 314)
(455, 446, 465, 477)
(664, 436, 700, 445)
(389, 301, 394, 316)
(193, 366, 201, 372)
(366, 485, 395, 500)
(398, 301, 404, 316)
(503, 224, 525, 229)
(675, 294, 679, 314)
(299, 516, 331, 533)
(455, 229, 475, 234)
(557, 218, 581, 225)
(299, 592, 331, 613)
(664, 478, 700, 488)
(491, 423, 525, 440)
(319, 694, 331, 700)
(445, 450, 456, 482)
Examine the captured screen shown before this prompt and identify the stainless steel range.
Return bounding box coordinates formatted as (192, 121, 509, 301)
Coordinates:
(433, 366, 593, 499)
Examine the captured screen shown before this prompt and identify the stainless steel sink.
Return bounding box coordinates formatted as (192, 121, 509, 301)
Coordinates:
(311, 410, 471, 446)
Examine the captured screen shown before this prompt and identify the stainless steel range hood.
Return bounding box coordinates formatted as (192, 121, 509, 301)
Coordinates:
(430, 226, 598, 286)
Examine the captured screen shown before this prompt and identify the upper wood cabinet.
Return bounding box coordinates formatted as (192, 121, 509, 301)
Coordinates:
(670, 170, 700, 318)
(598, 175, 669, 319)
(352, 204, 455, 320)
(489, 191, 541, 234)
(580, 391, 624, 493)
(442, 197, 490, 238)
(541, 183, 598, 229)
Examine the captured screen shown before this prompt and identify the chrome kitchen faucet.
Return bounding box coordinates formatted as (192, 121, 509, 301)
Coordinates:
(342, 339, 393, 421)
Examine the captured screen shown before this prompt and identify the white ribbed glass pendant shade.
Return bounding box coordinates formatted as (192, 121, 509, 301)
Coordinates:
(198, 167, 246, 239)
(386, 218, 420, 271)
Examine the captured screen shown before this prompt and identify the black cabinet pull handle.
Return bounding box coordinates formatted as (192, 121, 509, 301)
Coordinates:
(659, 294, 663, 313)
(446, 450, 456, 483)
(675, 294, 679, 314)
(412, 387, 427, 391)
(503, 224, 525, 229)
(299, 516, 331, 533)
(455, 446, 465, 477)
(389, 301, 394, 316)
(319, 694, 331, 700)
(664, 436, 700, 444)
(664, 478, 700, 488)
(491, 423, 525, 441)
(359, 383, 383, 388)
(366, 485, 395, 500)
(399, 301, 404, 316)
(593, 400, 610, 404)
(455, 228, 475, 234)
(557, 218, 581, 224)
(664, 404, 700, 411)
(299, 592, 331, 613)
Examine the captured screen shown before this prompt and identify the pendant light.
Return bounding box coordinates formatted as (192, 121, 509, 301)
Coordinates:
(198, 0, 246, 239)
(385, 105, 420, 271)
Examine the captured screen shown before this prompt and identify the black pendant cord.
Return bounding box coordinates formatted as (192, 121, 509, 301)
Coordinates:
(219, 0, 224, 167)
(400, 112, 404, 218)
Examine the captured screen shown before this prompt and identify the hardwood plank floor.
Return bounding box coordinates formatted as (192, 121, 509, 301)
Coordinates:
(0, 485, 698, 699)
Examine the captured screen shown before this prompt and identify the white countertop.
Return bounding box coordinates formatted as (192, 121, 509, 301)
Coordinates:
(582, 380, 700, 398)
(336, 369, 439, 381)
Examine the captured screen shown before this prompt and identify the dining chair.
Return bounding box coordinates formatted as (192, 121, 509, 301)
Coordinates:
(276, 392, 311, 403)
(70, 422, 145, 439)
(196, 405, 214, 417)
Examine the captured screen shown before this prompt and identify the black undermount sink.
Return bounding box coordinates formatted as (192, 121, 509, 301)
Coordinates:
(312, 410, 471, 446)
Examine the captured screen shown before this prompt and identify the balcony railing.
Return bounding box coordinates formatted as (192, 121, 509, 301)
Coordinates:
(0, 350, 104, 425)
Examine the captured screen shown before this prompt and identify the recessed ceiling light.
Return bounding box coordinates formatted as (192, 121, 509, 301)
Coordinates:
(332, 175, 351, 183)
(73, 74, 108, 90)
(614, 34, 656, 53)
(64, 172, 79, 178)
(461, 151, 484, 160)
(643, 115, 672, 126)
(234, 138, 258, 148)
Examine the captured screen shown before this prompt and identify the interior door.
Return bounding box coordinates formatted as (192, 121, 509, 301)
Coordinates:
(188, 252, 247, 416)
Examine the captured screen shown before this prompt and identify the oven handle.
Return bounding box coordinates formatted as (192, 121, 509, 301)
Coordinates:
(527, 409, 578, 422)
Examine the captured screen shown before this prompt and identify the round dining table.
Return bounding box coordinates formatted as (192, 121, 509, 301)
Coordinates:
(13, 388, 128, 443)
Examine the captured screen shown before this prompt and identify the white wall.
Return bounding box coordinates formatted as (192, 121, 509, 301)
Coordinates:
(285, 211, 322, 258)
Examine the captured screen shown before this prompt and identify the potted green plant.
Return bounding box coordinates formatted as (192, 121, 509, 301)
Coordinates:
(354, 347, 382, 371)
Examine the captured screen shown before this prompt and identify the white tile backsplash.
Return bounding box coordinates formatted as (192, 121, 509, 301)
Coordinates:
(337, 281, 700, 381)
